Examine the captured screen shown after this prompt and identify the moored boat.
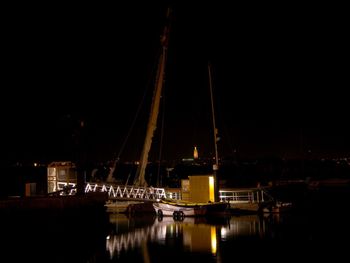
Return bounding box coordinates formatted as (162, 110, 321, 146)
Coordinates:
(153, 199, 207, 217)
(153, 199, 229, 218)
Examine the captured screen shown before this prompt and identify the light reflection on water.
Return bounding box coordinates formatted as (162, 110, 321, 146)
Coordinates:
(106, 214, 269, 261)
(105, 210, 350, 262)
(3, 207, 349, 262)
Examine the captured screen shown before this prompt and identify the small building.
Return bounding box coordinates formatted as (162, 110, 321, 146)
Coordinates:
(181, 174, 216, 203)
(47, 161, 77, 194)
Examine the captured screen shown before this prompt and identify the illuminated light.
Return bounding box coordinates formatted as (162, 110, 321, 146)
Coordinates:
(193, 146, 198, 159)
(209, 176, 215, 202)
(210, 227, 217, 255)
(182, 158, 194, 162)
(221, 227, 227, 239)
(33, 163, 37, 167)
(106, 235, 110, 240)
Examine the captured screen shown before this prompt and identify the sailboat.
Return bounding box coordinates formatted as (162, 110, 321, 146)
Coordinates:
(128, 7, 228, 217)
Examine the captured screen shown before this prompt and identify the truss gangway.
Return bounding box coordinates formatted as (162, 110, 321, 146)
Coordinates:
(52, 182, 271, 205)
(84, 183, 167, 200)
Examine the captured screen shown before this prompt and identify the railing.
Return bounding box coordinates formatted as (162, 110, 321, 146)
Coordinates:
(85, 183, 166, 200)
(164, 188, 182, 200)
(219, 188, 272, 203)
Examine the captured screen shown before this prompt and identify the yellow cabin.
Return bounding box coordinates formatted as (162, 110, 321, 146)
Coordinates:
(181, 175, 216, 203)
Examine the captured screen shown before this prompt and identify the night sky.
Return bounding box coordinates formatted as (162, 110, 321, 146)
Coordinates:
(2, 1, 349, 165)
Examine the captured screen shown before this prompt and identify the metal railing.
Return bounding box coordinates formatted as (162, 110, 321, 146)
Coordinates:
(85, 183, 166, 200)
(219, 188, 272, 203)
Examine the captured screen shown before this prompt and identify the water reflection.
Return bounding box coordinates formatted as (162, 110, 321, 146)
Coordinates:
(100, 208, 350, 262)
(221, 215, 266, 240)
(154, 217, 219, 254)
(106, 214, 267, 260)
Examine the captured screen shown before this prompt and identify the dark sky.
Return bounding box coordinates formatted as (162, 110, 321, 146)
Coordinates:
(2, 1, 349, 165)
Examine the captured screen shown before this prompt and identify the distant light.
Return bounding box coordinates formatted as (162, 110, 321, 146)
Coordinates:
(34, 163, 37, 167)
(193, 146, 198, 159)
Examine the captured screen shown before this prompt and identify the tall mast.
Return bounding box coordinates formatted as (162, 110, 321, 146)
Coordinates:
(208, 62, 219, 171)
(134, 8, 171, 187)
(208, 62, 219, 202)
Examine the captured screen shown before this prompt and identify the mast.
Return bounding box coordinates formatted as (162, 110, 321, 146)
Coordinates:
(208, 62, 219, 171)
(134, 8, 171, 187)
(208, 62, 219, 202)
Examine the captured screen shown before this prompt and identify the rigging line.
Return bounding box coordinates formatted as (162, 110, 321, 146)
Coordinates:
(134, 7, 172, 187)
(156, 84, 166, 187)
(134, 47, 166, 186)
(156, 9, 172, 187)
(214, 79, 236, 158)
(114, 48, 162, 162)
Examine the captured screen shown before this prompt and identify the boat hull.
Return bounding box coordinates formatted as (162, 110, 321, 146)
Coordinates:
(153, 200, 229, 217)
(153, 201, 206, 217)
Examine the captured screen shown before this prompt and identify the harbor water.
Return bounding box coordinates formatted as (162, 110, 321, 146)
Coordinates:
(2, 202, 349, 263)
